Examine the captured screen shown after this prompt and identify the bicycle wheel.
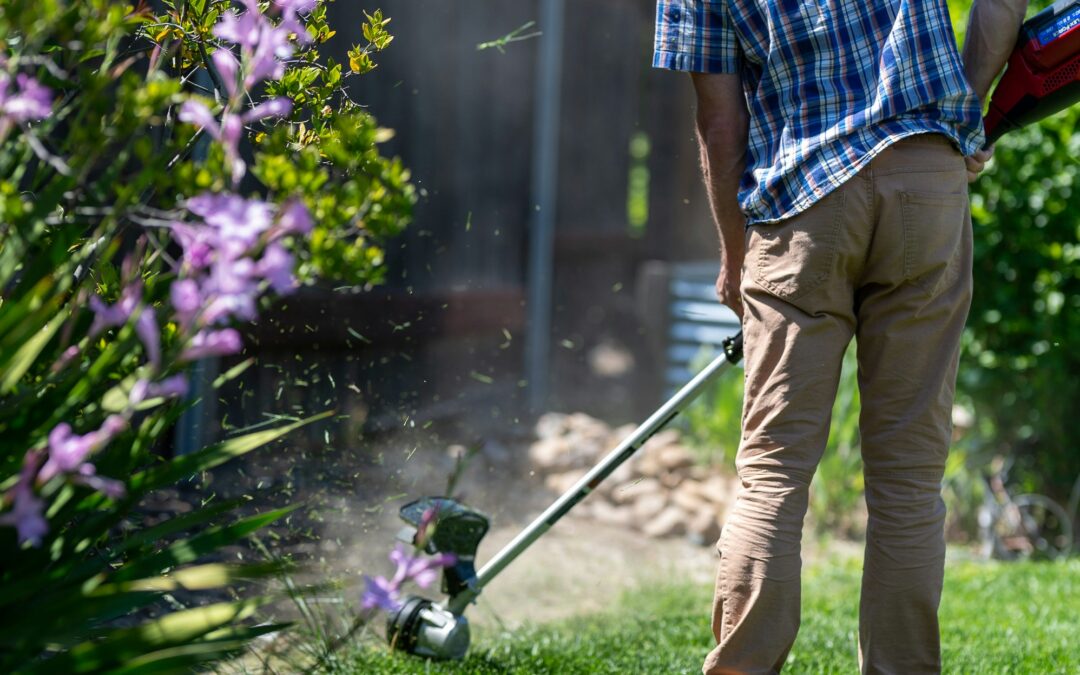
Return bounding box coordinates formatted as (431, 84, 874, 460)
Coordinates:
(1012, 494, 1074, 560)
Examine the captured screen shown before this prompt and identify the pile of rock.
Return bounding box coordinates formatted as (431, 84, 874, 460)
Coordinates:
(528, 412, 739, 545)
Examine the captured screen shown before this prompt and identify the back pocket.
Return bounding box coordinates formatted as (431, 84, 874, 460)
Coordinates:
(750, 190, 845, 302)
(900, 191, 968, 297)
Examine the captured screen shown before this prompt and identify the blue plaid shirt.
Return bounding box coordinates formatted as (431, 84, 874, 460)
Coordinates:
(654, 0, 985, 224)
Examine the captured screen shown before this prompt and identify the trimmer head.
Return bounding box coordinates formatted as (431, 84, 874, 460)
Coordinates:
(389, 497, 490, 659)
(386, 595, 470, 660)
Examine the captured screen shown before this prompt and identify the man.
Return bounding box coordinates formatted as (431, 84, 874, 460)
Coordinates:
(653, 0, 1028, 672)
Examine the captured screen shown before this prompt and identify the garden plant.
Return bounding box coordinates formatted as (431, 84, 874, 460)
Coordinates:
(0, 0, 449, 671)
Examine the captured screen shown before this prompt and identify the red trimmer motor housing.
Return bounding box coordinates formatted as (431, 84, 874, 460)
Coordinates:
(984, 0, 1080, 144)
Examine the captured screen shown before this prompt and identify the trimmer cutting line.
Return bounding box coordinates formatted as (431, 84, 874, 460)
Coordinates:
(385, 0, 1080, 659)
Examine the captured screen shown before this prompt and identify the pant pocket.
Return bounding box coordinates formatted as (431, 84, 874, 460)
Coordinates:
(899, 190, 968, 297)
(749, 190, 845, 303)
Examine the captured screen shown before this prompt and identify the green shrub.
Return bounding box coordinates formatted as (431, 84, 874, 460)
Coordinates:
(0, 0, 412, 670)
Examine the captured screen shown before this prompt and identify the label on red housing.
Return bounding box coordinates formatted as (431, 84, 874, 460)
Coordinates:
(1038, 3, 1080, 46)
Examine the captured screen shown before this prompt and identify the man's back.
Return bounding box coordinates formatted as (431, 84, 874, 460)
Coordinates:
(655, 0, 984, 223)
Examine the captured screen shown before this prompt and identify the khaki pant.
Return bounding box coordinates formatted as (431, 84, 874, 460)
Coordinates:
(704, 134, 972, 675)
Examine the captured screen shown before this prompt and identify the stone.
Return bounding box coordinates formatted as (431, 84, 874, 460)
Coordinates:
(632, 492, 668, 521)
(545, 469, 587, 495)
(566, 412, 611, 440)
(529, 437, 572, 471)
(637, 453, 664, 479)
(642, 506, 687, 538)
(657, 444, 695, 471)
(672, 481, 709, 513)
(534, 412, 568, 439)
(686, 506, 722, 546)
(562, 430, 608, 465)
(588, 499, 636, 528)
(610, 477, 662, 505)
(699, 474, 736, 505)
(659, 470, 684, 490)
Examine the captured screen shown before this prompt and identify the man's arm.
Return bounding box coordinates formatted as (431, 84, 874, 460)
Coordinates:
(961, 0, 1030, 180)
(962, 0, 1030, 101)
(691, 72, 750, 318)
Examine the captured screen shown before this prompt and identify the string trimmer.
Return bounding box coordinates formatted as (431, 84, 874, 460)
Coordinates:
(386, 333, 743, 659)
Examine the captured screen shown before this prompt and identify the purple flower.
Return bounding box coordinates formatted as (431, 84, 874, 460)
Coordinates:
(201, 257, 259, 324)
(211, 49, 241, 100)
(181, 328, 243, 361)
(360, 545, 456, 614)
(256, 243, 296, 294)
(276, 199, 313, 235)
(178, 98, 292, 185)
(389, 545, 456, 590)
(89, 286, 141, 337)
(187, 193, 275, 249)
(171, 278, 204, 326)
(72, 466, 126, 500)
(135, 307, 160, 368)
(246, 96, 292, 120)
(169, 222, 217, 270)
(89, 287, 160, 368)
(273, 0, 317, 15)
(213, 7, 264, 49)
(274, 0, 315, 45)
(0, 452, 48, 547)
(360, 575, 402, 612)
(0, 72, 52, 124)
(131, 374, 190, 405)
(38, 416, 127, 484)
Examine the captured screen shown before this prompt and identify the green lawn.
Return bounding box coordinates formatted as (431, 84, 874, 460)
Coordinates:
(342, 557, 1080, 673)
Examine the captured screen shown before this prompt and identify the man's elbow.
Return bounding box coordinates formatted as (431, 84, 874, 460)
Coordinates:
(695, 109, 748, 148)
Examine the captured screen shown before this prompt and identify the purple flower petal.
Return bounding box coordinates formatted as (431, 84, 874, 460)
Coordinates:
(245, 96, 292, 122)
(274, 0, 317, 15)
(39, 416, 127, 484)
(0, 487, 47, 547)
(211, 49, 240, 100)
(187, 193, 275, 249)
(256, 243, 296, 294)
(360, 575, 402, 612)
(170, 222, 218, 270)
(73, 473, 127, 499)
(177, 99, 220, 138)
(0, 452, 48, 547)
(213, 9, 264, 49)
(1, 74, 52, 123)
(135, 307, 160, 368)
(132, 374, 190, 405)
(181, 328, 243, 361)
(277, 199, 313, 235)
(245, 50, 286, 87)
(171, 278, 204, 326)
(89, 286, 141, 338)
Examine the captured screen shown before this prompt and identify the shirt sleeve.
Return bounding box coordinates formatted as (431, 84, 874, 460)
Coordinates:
(653, 0, 742, 74)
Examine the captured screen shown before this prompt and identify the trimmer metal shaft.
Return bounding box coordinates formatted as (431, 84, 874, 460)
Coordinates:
(446, 332, 743, 615)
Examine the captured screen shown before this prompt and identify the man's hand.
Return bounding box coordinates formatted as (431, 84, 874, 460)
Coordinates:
(965, 145, 994, 182)
(716, 247, 745, 319)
